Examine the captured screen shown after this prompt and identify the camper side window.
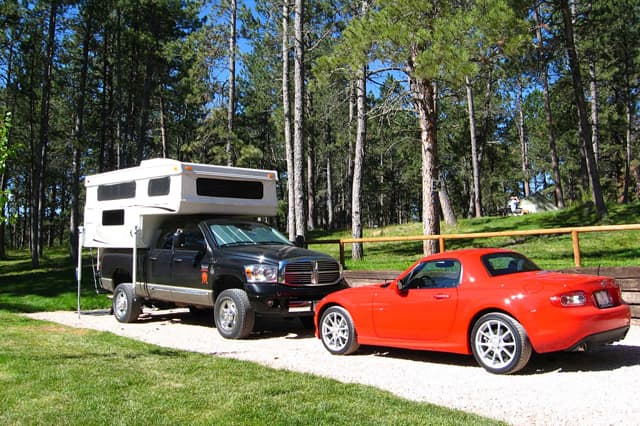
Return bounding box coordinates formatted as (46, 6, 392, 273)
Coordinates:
(102, 209, 125, 226)
(196, 178, 263, 200)
(97, 181, 136, 201)
(148, 177, 170, 196)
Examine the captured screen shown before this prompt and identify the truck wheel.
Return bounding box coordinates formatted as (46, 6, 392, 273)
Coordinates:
(214, 289, 255, 339)
(112, 284, 141, 323)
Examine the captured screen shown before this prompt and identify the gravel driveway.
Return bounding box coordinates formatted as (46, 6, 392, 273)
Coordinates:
(26, 309, 640, 426)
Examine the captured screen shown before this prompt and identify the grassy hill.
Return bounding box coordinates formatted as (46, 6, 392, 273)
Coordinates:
(308, 202, 640, 271)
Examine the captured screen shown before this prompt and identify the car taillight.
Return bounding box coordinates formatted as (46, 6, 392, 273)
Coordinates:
(550, 291, 587, 307)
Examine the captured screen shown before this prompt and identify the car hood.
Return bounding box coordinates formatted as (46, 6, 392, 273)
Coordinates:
(219, 244, 336, 264)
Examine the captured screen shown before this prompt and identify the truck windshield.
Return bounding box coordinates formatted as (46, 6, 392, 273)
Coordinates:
(209, 222, 292, 247)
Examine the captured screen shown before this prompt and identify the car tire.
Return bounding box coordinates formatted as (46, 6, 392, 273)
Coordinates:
(112, 284, 141, 323)
(319, 306, 360, 355)
(214, 289, 255, 339)
(299, 316, 315, 330)
(470, 312, 532, 374)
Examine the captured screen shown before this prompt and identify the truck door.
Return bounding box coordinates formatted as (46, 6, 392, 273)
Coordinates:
(146, 231, 177, 301)
(169, 225, 211, 306)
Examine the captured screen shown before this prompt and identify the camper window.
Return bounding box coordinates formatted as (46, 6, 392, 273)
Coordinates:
(97, 181, 136, 201)
(148, 176, 171, 196)
(102, 209, 125, 226)
(196, 178, 263, 200)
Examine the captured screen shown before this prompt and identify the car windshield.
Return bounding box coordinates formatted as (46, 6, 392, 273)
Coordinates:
(481, 252, 541, 277)
(208, 222, 292, 247)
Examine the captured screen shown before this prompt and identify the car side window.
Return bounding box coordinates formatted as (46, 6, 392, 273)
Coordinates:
(407, 260, 461, 289)
(481, 253, 540, 277)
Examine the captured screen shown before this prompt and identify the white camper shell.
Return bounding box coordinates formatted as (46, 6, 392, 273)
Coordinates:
(83, 158, 278, 249)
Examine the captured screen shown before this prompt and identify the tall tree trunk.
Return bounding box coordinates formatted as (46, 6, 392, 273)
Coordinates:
(439, 173, 457, 226)
(559, 0, 607, 217)
(0, 34, 17, 259)
(408, 49, 439, 255)
(352, 63, 367, 260)
(70, 6, 93, 264)
(306, 135, 316, 231)
(159, 96, 167, 158)
(136, 46, 154, 164)
(226, 0, 237, 166)
(345, 82, 355, 227)
(293, 0, 305, 238)
(516, 82, 531, 197)
(465, 76, 482, 217)
(326, 157, 334, 229)
(623, 102, 633, 203)
(32, 1, 58, 267)
(534, 4, 564, 208)
(589, 59, 599, 165)
(282, 1, 295, 240)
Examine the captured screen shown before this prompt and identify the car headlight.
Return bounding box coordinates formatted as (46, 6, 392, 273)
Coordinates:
(244, 264, 278, 283)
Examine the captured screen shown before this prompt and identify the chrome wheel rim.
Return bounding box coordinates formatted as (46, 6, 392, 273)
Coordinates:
(321, 311, 349, 352)
(475, 319, 517, 369)
(114, 290, 128, 318)
(218, 297, 237, 331)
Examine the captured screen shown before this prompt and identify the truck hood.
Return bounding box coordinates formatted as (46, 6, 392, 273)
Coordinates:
(219, 244, 335, 264)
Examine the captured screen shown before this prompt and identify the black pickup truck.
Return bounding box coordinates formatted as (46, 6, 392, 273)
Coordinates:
(98, 215, 345, 338)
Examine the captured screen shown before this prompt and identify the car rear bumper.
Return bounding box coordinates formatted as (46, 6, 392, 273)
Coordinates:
(566, 326, 630, 351)
(527, 304, 631, 353)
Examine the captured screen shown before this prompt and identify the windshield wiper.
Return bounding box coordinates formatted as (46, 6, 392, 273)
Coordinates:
(220, 241, 257, 247)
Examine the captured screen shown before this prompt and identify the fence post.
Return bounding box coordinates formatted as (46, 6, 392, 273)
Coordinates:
(571, 230, 581, 267)
(339, 241, 345, 268)
(439, 236, 445, 253)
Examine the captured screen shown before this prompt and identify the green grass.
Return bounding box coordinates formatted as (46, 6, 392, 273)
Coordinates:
(0, 313, 497, 425)
(0, 249, 111, 313)
(309, 202, 640, 271)
(0, 250, 499, 424)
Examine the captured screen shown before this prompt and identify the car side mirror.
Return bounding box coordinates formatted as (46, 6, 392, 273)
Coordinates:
(397, 278, 409, 293)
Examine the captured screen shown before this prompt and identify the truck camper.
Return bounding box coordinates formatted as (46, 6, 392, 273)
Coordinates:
(82, 158, 345, 338)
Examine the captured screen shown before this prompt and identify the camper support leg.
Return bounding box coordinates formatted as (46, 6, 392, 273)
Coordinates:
(132, 225, 139, 290)
(76, 226, 84, 319)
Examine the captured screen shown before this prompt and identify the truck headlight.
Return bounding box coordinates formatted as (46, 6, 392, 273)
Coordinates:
(244, 264, 278, 283)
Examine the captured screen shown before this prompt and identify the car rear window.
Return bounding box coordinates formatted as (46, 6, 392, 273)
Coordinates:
(481, 253, 540, 277)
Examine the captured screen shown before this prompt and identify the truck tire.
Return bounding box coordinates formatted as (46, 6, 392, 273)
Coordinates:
(112, 284, 141, 323)
(214, 289, 255, 339)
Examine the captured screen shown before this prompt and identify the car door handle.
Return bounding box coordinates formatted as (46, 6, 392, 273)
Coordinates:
(434, 294, 450, 300)
(149, 256, 158, 261)
(173, 258, 183, 263)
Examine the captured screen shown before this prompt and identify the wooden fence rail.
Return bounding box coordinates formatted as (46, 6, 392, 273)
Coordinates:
(343, 268, 640, 320)
(309, 223, 640, 268)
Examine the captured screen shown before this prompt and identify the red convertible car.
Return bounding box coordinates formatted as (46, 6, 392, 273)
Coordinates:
(315, 248, 631, 374)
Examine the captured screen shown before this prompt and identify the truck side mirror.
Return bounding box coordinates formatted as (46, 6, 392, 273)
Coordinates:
(172, 228, 185, 249)
(294, 235, 305, 248)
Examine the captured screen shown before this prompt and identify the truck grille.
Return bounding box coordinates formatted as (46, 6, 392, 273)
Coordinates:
(282, 259, 341, 286)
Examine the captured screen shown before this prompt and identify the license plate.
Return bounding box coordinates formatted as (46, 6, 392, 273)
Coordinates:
(288, 301, 313, 313)
(594, 290, 613, 308)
